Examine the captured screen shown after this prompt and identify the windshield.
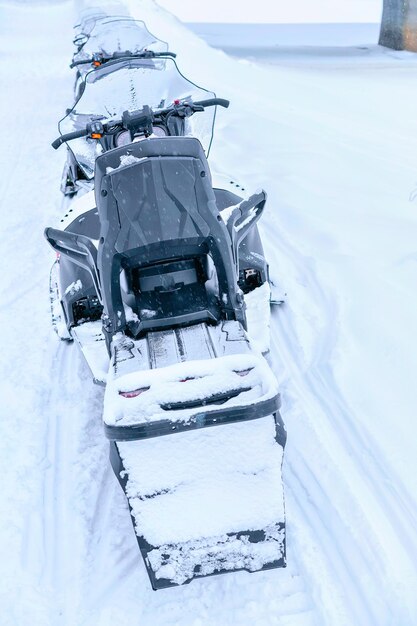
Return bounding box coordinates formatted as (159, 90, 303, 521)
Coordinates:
(73, 17, 168, 65)
(74, 9, 109, 36)
(59, 58, 217, 179)
(74, 6, 130, 32)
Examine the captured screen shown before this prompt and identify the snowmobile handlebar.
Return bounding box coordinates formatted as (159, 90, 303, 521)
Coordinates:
(193, 98, 230, 109)
(69, 50, 177, 68)
(52, 98, 230, 149)
(51, 128, 89, 149)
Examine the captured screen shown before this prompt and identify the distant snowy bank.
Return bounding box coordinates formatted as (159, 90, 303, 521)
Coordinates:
(187, 23, 381, 50)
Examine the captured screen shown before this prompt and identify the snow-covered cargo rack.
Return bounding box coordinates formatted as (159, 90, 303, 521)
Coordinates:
(104, 321, 281, 441)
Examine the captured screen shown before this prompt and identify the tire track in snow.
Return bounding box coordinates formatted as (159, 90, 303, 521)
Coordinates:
(267, 229, 417, 624)
(41, 342, 84, 623)
(38, 338, 109, 625)
(271, 333, 379, 625)
(275, 248, 417, 552)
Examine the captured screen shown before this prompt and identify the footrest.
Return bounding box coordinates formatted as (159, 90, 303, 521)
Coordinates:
(72, 320, 108, 384)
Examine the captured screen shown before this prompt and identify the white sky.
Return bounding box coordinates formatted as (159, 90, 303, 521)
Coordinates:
(156, 0, 382, 24)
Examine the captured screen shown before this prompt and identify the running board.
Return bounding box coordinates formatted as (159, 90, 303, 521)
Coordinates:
(72, 321, 108, 385)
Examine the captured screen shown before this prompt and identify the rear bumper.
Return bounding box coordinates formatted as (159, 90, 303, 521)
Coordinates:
(105, 392, 281, 441)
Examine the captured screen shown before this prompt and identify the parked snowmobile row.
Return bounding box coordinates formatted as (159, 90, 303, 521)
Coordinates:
(45, 10, 286, 589)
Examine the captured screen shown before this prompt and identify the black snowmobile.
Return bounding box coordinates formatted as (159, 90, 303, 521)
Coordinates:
(58, 56, 283, 315)
(46, 57, 286, 589)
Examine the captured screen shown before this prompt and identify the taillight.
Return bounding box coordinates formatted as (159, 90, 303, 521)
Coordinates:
(179, 377, 195, 383)
(234, 369, 253, 377)
(119, 386, 150, 398)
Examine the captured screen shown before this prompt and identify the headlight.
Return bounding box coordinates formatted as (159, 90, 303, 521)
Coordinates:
(116, 125, 167, 147)
(152, 125, 167, 137)
(115, 131, 131, 147)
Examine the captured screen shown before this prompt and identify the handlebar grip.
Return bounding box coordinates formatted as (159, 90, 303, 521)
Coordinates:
(51, 128, 88, 150)
(193, 98, 230, 109)
(69, 58, 92, 68)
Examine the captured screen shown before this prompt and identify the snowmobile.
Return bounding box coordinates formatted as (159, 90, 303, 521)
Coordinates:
(71, 12, 174, 95)
(45, 57, 286, 589)
(58, 56, 283, 317)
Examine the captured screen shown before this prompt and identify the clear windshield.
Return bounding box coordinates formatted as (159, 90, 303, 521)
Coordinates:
(73, 17, 168, 65)
(59, 58, 216, 179)
(74, 5, 130, 35)
(74, 9, 109, 37)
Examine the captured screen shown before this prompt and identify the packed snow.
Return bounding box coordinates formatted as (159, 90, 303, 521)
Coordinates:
(64, 278, 83, 296)
(120, 416, 284, 543)
(119, 415, 285, 583)
(1, 0, 417, 625)
(145, 524, 284, 585)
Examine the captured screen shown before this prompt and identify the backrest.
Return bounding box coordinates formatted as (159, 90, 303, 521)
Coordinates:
(94, 137, 246, 338)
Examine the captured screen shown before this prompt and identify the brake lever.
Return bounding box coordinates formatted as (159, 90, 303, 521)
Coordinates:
(165, 103, 204, 119)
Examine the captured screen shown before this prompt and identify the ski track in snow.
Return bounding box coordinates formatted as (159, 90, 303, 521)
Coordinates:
(268, 250, 417, 625)
(1, 1, 417, 625)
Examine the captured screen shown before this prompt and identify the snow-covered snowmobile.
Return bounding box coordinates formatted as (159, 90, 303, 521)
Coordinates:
(46, 58, 286, 589)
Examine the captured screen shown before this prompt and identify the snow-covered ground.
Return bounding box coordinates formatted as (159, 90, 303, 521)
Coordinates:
(1, 1, 417, 624)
